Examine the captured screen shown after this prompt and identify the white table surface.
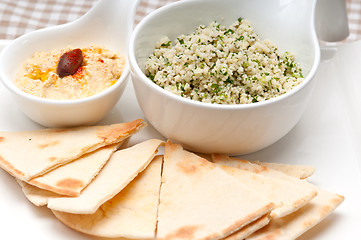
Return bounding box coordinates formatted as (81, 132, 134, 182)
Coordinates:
(0, 30, 360, 240)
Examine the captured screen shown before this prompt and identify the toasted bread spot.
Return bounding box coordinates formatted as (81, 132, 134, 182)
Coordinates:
(176, 151, 215, 175)
(333, 195, 345, 204)
(236, 164, 249, 170)
(0, 137, 4, 142)
(252, 165, 268, 174)
(163, 225, 199, 240)
(56, 178, 84, 191)
(28, 178, 79, 197)
(177, 161, 198, 174)
(292, 191, 317, 208)
(49, 157, 57, 162)
(38, 140, 60, 149)
(302, 218, 316, 229)
(319, 204, 332, 217)
(97, 119, 144, 143)
(0, 155, 24, 177)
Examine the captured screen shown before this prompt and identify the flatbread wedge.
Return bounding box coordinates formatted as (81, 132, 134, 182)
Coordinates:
(246, 189, 344, 240)
(47, 139, 164, 214)
(224, 213, 271, 240)
(211, 154, 344, 239)
(156, 141, 275, 240)
(216, 164, 317, 219)
(197, 153, 315, 180)
(17, 180, 62, 207)
(251, 161, 315, 179)
(27, 143, 120, 196)
(52, 155, 163, 239)
(211, 154, 318, 186)
(212, 154, 317, 218)
(0, 119, 146, 181)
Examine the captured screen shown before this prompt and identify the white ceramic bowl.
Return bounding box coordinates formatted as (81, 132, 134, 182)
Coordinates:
(129, 0, 321, 155)
(0, 0, 138, 128)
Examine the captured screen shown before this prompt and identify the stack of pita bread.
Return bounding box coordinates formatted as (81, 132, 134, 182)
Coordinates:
(0, 122, 344, 240)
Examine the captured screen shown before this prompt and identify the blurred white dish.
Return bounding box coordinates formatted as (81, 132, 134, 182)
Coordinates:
(0, 0, 139, 127)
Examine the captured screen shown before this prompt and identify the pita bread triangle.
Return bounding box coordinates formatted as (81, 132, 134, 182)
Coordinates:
(17, 179, 62, 207)
(246, 188, 344, 239)
(0, 119, 146, 181)
(212, 157, 318, 219)
(251, 161, 315, 179)
(210, 154, 344, 239)
(27, 143, 121, 197)
(156, 141, 275, 240)
(47, 139, 164, 214)
(197, 153, 315, 180)
(224, 213, 271, 240)
(52, 155, 164, 239)
(211, 154, 318, 188)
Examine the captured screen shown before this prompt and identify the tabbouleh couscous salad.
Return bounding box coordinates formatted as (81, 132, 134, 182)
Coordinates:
(145, 17, 304, 104)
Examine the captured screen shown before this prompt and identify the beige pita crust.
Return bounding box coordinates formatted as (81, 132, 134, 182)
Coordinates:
(156, 141, 274, 240)
(224, 214, 271, 240)
(211, 154, 318, 186)
(251, 161, 315, 179)
(47, 139, 164, 214)
(210, 155, 343, 239)
(28, 143, 120, 197)
(0, 119, 146, 181)
(52, 155, 163, 239)
(17, 179, 61, 207)
(202, 153, 315, 180)
(246, 190, 344, 240)
(217, 164, 317, 219)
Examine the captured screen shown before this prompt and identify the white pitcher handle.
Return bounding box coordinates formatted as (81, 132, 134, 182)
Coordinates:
(315, 0, 349, 42)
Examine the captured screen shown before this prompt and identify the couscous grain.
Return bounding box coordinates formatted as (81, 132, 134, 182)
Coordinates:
(145, 18, 304, 104)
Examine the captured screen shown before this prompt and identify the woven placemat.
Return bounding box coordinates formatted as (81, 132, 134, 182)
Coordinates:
(0, 0, 358, 41)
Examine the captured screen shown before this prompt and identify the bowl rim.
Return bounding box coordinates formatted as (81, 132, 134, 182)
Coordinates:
(0, 39, 130, 106)
(129, 0, 321, 110)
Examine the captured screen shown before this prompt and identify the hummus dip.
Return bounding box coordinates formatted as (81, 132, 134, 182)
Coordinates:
(16, 45, 125, 100)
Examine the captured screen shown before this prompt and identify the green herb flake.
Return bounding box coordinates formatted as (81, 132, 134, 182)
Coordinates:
(236, 36, 245, 41)
(224, 29, 235, 35)
(220, 68, 228, 76)
(161, 41, 172, 47)
(177, 38, 184, 44)
(211, 83, 222, 93)
(148, 74, 155, 81)
(242, 62, 250, 68)
(225, 77, 233, 85)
